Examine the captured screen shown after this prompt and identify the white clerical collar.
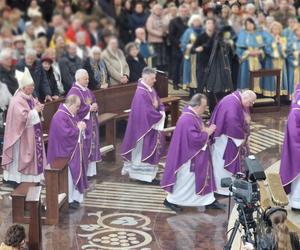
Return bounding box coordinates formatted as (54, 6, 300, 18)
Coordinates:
(75, 82, 87, 91)
(141, 80, 153, 92)
(188, 106, 199, 117)
(63, 104, 75, 117)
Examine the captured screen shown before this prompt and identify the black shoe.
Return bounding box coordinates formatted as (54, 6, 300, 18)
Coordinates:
(163, 199, 182, 212)
(173, 85, 179, 90)
(205, 200, 226, 210)
(3, 180, 19, 189)
(69, 202, 80, 209)
(291, 207, 300, 212)
(137, 179, 160, 185)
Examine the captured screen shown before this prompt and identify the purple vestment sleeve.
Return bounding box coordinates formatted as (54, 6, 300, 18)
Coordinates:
(280, 106, 300, 194)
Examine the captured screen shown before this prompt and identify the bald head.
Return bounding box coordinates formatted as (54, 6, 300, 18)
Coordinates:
(65, 95, 81, 115)
(241, 90, 257, 108)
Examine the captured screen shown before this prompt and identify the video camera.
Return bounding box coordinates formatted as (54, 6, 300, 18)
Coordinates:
(223, 156, 266, 250)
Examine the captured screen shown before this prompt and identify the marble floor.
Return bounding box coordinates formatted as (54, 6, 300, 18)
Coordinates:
(0, 105, 296, 250)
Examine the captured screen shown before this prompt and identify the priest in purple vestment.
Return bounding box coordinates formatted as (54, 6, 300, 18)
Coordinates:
(161, 94, 226, 212)
(210, 90, 256, 195)
(47, 95, 88, 208)
(2, 67, 46, 186)
(66, 69, 101, 178)
(120, 67, 166, 184)
(291, 83, 300, 108)
(280, 99, 300, 211)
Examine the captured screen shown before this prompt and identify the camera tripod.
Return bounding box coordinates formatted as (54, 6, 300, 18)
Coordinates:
(224, 204, 257, 250)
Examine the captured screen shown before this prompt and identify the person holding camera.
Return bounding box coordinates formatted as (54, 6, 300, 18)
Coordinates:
(161, 94, 225, 212)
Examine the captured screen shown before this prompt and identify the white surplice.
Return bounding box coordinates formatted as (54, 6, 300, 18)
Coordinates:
(166, 159, 215, 207)
(212, 134, 244, 196)
(289, 174, 300, 209)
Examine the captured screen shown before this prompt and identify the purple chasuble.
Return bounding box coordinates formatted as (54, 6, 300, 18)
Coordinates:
(120, 80, 165, 164)
(280, 104, 300, 194)
(161, 107, 216, 195)
(27, 99, 44, 174)
(67, 84, 101, 163)
(210, 91, 247, 174)
(47, 104, 88, 193)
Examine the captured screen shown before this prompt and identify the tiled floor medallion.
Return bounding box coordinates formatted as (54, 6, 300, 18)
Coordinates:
(78, 211, 152, 249)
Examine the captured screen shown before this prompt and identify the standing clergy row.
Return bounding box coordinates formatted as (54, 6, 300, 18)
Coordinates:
(120, 66, 257, 212)
(1, 68, 101, 209)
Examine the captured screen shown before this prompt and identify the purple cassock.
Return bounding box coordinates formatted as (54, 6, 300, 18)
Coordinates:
(120, 80, 165, 164)
(161, 107, 216, 195)
(210, 91, 249, 174)
(67, 84, 101, 164)
(47, 104, 88, 193)
(280, 102, 300, 194)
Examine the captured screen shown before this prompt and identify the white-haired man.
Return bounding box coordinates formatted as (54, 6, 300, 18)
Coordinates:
(66, 69, 101, 178)
(0, 48, 19, 95)
(2, 68, 46, 187)
(210, 90, 257, 195)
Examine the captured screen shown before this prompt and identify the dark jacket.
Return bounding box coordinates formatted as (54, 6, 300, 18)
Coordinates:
(83, 58, 110, 90)
(126, 54, 147, 82)
(169, 16, 188, 51)
(16, 59, 51, 102)
(58, 54, 83, 93)
(44, 67, 59, 97)
(0, 65, 19, 95)
(129, 12, 149, 31)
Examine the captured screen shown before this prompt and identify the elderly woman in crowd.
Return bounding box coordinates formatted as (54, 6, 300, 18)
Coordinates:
(41, 55, 59, 100)
(101, 37, 129, 85)
(146, 4, 167, 71)
(125, 42, 147, 82)
(180, 14, 202, 93)
(83, 46, 109, 90)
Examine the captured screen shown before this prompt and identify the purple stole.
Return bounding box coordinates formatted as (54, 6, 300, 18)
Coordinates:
(27, 98, 44, 174)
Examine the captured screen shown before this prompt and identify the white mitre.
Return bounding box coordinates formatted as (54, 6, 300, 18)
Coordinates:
(15, 67, 34, 89)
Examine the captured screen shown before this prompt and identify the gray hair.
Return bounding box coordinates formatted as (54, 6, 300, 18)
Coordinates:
(189, 93, 207, 107)
(0, 48, 12, 61)
(241, 89, 257, 100)
(90, 46, 101, 57)
(142, 67, 156, 76)
(75, 69, 88, 81)
(125, 42, 138, 55)
(25, 48, 37, 58)
(188, 14, 202, 27)
(65, 94, 80, 106)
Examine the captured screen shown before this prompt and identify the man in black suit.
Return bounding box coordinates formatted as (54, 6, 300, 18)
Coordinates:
(168, 4, 190, 90)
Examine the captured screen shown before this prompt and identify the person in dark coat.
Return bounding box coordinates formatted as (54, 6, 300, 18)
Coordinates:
(126, 42, 147, 82)
(168, 4, 190, 89)
(0, 48, 19, 96)
(194, 19, 234, 113)
(41, 56, 60, 100)
(129, 2, 149, 32)
(16, 48, 52, 103)
(116, 0, 133, 48)
(58, 43, 83, 93)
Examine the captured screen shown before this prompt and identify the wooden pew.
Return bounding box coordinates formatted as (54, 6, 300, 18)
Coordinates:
(11, 182, 38, 223)
(26, 186, 42, 250)
(249, 69, 281, 112)
(44, 158, 69, 225)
